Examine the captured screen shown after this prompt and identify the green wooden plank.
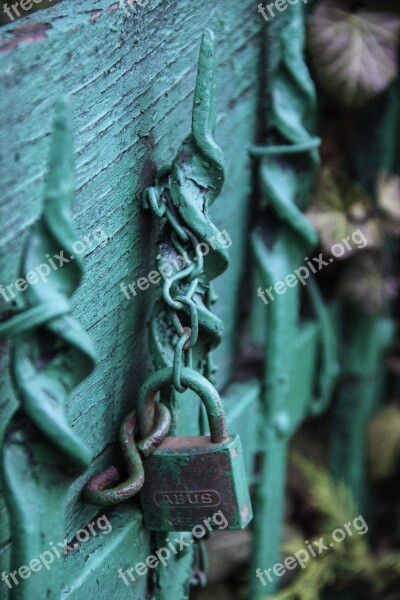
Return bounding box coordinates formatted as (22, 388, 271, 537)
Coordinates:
(62, 506, 149, 599)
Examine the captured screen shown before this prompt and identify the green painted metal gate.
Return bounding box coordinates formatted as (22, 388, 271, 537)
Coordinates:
(0, 1, 397, 599)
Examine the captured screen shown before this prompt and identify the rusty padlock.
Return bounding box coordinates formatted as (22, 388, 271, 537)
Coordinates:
(137, 366, 253, 532)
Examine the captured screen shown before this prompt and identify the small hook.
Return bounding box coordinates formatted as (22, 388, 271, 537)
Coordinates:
(84, 402, 171, 505)
(83, 411, 144, 505)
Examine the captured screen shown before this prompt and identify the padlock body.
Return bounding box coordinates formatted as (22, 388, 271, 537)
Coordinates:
(140, 434, 252, 531)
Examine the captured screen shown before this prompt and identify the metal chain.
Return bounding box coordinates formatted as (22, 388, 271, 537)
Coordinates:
(143, 182, 204, 393)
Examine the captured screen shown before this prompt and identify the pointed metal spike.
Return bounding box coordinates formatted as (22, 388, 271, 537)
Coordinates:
(192, 28, 217, 144)
(44, 97, 74, 212)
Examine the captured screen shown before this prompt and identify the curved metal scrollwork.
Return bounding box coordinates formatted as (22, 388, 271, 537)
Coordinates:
(250, 7, 338, 418)
(0, 98, 96, 469)
(145, 29, 229, 384)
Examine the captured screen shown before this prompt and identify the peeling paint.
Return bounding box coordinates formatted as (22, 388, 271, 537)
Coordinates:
(88, 10, 104, 24)
(0, 22, 52, 53)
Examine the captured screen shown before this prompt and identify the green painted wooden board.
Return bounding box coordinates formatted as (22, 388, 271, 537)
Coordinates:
(0, 1, 264, 597)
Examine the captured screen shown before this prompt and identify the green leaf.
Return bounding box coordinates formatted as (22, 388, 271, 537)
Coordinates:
(307, 168, 382, 257)
(308, 0, 400, 108)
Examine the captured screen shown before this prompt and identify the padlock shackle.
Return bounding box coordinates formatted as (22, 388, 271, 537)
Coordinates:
(138, 367, 228, 444)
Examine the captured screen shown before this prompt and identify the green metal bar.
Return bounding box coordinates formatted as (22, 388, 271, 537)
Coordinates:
(330, 312, 394, 512)
(249, 5, 338, 598)
(249, 137, 321, 156)
(250, 231, 303, 599)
